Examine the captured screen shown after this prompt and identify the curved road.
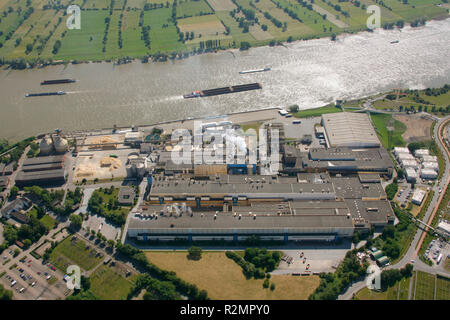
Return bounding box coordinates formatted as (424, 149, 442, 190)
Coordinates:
(339, 115, 450, 300)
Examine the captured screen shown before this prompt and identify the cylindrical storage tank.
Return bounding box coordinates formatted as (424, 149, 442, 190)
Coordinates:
(54, 136, 68, 153)
(136, 162, 145, 177)
(126, 164, 136, 177)
(39, 136, 53, 155)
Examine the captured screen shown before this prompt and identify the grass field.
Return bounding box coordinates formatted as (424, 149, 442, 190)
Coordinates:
(373, 86, 450, 116)
(355, 285, 398, 300)
(143, 7, 186, 54)
(0, 0, 447, 62)
(370, 114, 407, 149)
(145, 251, 320, 299)
(414, 271, 435, 300)
(29, 208, 57, 229)
(293, 104, 342, 118)
(398, 277, 411, 300)
(90, 264, 137, 300)
(177, 0, 214, 18)
(40, 215, 57, 230)
(356, 272, 450, 300)
(435, 275, 450, 300)
(50, 235, 103, 272)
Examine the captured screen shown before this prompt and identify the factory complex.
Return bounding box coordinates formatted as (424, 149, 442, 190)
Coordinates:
(119, 112, 397, 243)
(2, 110, 401, 245)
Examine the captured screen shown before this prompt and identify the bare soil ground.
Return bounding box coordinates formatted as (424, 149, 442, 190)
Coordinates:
(178, 15, 226, 36)
(206, 0, 236, 11)
(394, 115, 433, 143)
(250, 25, 273, 40)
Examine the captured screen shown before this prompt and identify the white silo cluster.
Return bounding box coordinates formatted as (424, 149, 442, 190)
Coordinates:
(39, 133, 68, 155)
(126, 152, 148, 179)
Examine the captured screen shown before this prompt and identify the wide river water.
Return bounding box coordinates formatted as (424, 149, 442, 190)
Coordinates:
(1, 18, 449, 142)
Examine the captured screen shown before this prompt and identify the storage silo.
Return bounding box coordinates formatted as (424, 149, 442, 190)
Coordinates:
(39, 136, 53, 155)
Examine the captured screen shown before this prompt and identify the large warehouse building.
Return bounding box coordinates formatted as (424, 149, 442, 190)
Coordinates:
(321, 112, 380, 148)
(15, 155, 66, 187)
(147, 173, 336, 207)
(127, 201, 355, 242)
(127, 171, 394, 243)
(282, 146, 393, 177)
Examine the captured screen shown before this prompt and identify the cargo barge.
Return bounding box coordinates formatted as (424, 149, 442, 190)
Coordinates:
(184, 83, 262, 99)
(239, 67, 271, 74)
(25, 91, 66, 97)
(40, 79, 76, 85)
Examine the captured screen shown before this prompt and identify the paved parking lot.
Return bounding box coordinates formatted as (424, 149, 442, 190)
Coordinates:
(272, 241, 352, 274)
(263, 116, 324, 149)
(396, 184, 413, 206)
(423, 238, 449, 268)
(0, 254, 71, 300)
(83, 214, 121, 241)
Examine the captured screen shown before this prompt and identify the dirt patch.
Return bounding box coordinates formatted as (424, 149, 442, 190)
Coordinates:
(206, 0, 236, 11)
(178, 15, 226, 36)
(250, 25, 273, 40)
(394, 115, 433, 143)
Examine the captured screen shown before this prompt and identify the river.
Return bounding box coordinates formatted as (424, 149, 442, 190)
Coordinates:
(1, 18, 449, 142)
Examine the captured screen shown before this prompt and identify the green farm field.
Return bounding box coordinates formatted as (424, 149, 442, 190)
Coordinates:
(0, 0, 447, 62)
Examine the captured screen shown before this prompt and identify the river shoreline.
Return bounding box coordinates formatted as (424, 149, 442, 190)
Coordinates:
(2, 15, 449, 71)
(1, 18, 449, 143)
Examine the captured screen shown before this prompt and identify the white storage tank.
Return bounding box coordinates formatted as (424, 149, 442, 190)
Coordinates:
(54, 136, 68, 153)
(39, 136, 53, 155)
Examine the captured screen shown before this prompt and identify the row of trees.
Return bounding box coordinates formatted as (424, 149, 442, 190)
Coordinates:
(2, 215, 48, 249)
(88, 188, 126, 226)
(309, 249, 368, 300)
(0, 284, 13, 300)
(380, 264, 413, 291)
(116, 243, 208, 300)
(131, 274, 181, 300)
(385, 180, 398, 200)
(225, 248, 282, 279)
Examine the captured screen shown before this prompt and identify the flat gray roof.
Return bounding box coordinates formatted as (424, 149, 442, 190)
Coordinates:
(23, 155, 64, 166)
(322, 112, 380, 147)
(332, 176, 386, 199)
(345, 199, 394, 223)
(128, 211, 354, 231)
(16, 169, 65, 182)
(150, 176, 335, 197)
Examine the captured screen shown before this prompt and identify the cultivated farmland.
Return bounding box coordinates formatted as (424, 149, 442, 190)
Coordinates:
(0, 0, 447, 63)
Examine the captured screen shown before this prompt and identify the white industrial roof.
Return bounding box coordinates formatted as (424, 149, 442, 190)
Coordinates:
(437, 221, 450, 234)
(394, 147, 409, 154)
(422, 162, 439, 171)
(420, 169, 437, 178)
(401, 159, 418, 168)
(322, 112, 380, 148)
(405, 167, 418, 178)
(412, 189, 426, 204)
(398, 153, 415, 160)
(422, 155, 438, 162)
(414, 149, 429, 157)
